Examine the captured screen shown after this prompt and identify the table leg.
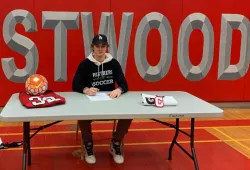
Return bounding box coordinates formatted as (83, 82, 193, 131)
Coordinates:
(22, 122, 30, 170)
(28, 138, 31, 165)
(191, 118, 199, 170)
(151, 118, 199, 170)
(168, 118, 179, 160)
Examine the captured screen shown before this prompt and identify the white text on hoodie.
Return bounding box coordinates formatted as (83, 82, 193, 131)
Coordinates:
(92, 70, 113, 78)
(92, 79, 114, 87)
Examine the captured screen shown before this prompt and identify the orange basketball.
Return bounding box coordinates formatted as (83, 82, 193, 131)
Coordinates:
(25, 74, 48, 96)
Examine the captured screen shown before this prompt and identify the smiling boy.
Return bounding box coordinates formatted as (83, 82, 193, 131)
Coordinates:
(72, 34, 132, 164)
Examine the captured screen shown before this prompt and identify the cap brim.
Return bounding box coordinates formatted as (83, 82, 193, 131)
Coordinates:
(93, 41, 108, 45)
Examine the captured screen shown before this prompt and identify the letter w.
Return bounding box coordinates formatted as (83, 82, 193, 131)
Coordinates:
(81, 12, 133, 74)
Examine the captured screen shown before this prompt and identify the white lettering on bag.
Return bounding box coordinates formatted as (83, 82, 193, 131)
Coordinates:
(29, 96, 61, 106)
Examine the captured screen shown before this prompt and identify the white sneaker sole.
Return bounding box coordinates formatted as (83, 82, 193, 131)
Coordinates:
(85, 155, 96, 164)
(109, 150, 124, 164)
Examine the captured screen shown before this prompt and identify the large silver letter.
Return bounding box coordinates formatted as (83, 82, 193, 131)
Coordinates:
(2, 9, 38, 82)
(178, 13, 214, 81)
(81, 12, 133, 73)
(218, 14, 250, 80)
(42, 12, 79, 81)
(134, 12, 172, 82)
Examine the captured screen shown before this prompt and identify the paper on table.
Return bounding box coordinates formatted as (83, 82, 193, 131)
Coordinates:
(86, 92, 112, 101)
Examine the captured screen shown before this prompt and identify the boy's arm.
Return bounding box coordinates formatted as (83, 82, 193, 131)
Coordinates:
(72, 61, 89, 93)
(113, 60, 128, 94)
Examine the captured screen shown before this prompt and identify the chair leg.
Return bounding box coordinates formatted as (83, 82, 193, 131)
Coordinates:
(122, 139, 125, 158)
(76, 121, 79, 142)
(80, 135, 84, 160)
(112, 120, 117, 134)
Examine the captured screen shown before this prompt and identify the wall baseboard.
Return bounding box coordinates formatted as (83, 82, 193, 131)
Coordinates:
(211, 102, 250, 109)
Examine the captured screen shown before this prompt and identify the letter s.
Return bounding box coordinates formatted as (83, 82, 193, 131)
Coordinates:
(2, 9, 38, 82)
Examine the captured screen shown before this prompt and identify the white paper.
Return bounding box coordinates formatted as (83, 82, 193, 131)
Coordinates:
(163, 96, 178, 105)
(86, 92, 112, 101)
(0, 138, 2, 145)
(141, 93, 177, 106)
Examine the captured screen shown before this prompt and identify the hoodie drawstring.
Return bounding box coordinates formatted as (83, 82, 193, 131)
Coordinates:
(98, 65, 100, 79)
(97, 63, 104, 79)
(102, 63, 103, 78)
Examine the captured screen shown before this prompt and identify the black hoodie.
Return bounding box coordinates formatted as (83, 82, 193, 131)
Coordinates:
(72, 53, 128, 94)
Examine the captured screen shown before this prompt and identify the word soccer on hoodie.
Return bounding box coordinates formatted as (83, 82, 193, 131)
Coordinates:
(72, 53, 128, 94)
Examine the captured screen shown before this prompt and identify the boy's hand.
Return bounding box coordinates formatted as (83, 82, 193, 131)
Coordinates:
(109, 88, 122, 98)
(83, 87, 99, 96)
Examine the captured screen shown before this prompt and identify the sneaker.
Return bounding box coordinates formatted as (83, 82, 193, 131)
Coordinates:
(110, 139, 124, 164)
(83, 140, 96, 164)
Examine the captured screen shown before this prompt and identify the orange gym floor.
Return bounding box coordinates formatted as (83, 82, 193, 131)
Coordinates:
(0, 109, 250, 170)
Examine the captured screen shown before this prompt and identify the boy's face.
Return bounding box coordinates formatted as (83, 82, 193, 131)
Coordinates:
(93, 43, 107, 57)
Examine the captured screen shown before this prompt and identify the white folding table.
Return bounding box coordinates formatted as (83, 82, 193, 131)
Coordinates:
(0, 91, 223, 170)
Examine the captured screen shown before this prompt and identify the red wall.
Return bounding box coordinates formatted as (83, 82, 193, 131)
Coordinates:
(1, 0, 250, 106)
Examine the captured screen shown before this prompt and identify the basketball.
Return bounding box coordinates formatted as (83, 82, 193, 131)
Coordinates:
(25, 74, 48, 96)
